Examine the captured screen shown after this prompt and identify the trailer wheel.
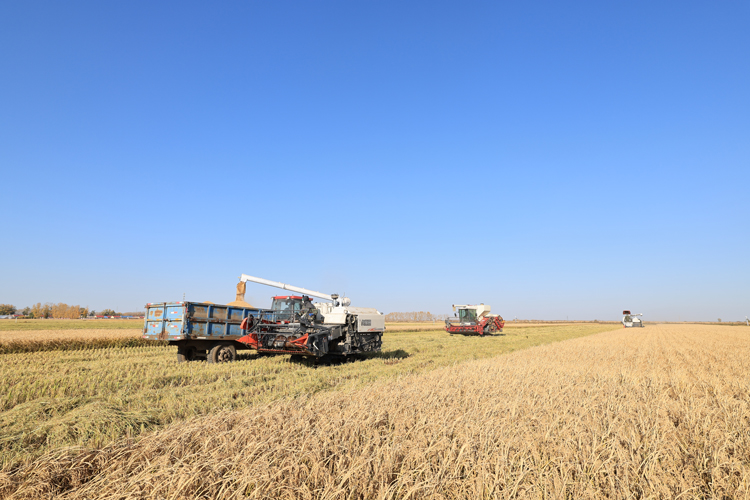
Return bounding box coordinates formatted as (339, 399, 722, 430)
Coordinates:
(177, 346, 196, 363)
(208, 343, 236, 363)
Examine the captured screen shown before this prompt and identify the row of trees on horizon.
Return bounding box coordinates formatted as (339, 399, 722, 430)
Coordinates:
(0, 303, 121, 318)
(385, 311, 451, 322)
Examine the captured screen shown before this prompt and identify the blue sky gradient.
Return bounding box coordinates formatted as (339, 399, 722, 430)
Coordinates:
(1, 1, 748, 320)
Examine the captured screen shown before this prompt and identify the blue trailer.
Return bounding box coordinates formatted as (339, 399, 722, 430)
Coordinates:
(143, 301, 272, 363)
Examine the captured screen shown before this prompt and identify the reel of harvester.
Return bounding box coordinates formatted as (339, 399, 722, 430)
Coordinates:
(445, 304, 505, 336)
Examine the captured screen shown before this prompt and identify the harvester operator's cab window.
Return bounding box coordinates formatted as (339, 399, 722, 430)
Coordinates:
(459, 308, 477, 323)
(272, 298, 293, 321)
(272, 297, 305, 322)
(272, 299, 290, 312)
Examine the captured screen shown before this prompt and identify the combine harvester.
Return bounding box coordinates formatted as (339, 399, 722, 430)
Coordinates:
(622, 310, 644, 328)
(444, 304, 505, 336)
(142, 274, 384, 363)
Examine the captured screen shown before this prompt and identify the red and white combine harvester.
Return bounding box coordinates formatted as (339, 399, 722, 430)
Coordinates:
(444, 304, 505, 336)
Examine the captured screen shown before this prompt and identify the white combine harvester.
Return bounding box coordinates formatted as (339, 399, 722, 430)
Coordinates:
(237, 274, 385, 357)
(622, 310, 644, 328)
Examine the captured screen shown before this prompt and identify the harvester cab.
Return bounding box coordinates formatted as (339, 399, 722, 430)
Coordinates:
(269, 295, 321, 324)
(270, 295, 305, 322)
(458, 307, 478, 324)
(445, 304, 505, 336)
(622, 310, 644, 328)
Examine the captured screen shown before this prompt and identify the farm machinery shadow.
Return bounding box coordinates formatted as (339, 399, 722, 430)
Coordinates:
(282, 349, 410, 367)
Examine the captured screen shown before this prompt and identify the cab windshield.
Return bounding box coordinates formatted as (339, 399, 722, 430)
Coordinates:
(458, 308, 477, 323)
(271, 298, 303, 321)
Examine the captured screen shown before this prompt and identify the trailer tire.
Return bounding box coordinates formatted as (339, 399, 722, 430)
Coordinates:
(177, 346, 196, 363)
(208, 343, 236, 363)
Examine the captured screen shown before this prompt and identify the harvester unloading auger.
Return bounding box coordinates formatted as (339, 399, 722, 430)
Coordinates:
(445, 304, 505, 336)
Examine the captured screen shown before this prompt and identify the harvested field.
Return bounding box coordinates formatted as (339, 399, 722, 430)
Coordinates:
(0, 324, 611, 471)
(2, 323, 749, 499)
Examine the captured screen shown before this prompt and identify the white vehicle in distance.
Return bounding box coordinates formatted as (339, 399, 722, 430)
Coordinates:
(622, 310, 644, 328)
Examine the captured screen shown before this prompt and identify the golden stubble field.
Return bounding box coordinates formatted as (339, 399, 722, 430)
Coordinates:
(2, 323, 750, 499)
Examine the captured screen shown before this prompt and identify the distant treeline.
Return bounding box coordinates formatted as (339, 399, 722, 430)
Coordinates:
(385, 312, 450, 322)
(0, 303, 128, 319)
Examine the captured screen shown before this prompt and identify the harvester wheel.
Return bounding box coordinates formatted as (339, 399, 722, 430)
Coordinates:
(208, 343, 236, 363)
(176, 346, 196, 363)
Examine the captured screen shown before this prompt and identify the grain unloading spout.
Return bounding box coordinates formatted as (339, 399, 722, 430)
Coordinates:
(227, 281, 254, 308)
(239, 274, 351, 306)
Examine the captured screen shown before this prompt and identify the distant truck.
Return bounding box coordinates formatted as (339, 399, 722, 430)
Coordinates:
(142, 275, 384, 363)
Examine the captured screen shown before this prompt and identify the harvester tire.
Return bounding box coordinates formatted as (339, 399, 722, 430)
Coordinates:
(176, 346, 196, 363)
(208, 343, 236, 363)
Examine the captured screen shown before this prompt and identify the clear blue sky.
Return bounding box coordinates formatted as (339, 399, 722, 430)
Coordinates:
(1, 1, 748, 321)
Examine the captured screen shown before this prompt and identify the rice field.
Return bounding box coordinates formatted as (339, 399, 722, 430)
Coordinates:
(0, 327, 152, 355)
(0, 323, 611, 472)
(0, 319, 143, 332)
(3, 323, 748, 499)
(0, 320, 591, 353)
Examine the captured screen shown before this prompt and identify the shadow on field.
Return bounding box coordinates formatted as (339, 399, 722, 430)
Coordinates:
(235, 352, 269, 362)
(278, 349, 411, 368)
(373, 349, 410, 360)
(448, 332, 506, 337)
